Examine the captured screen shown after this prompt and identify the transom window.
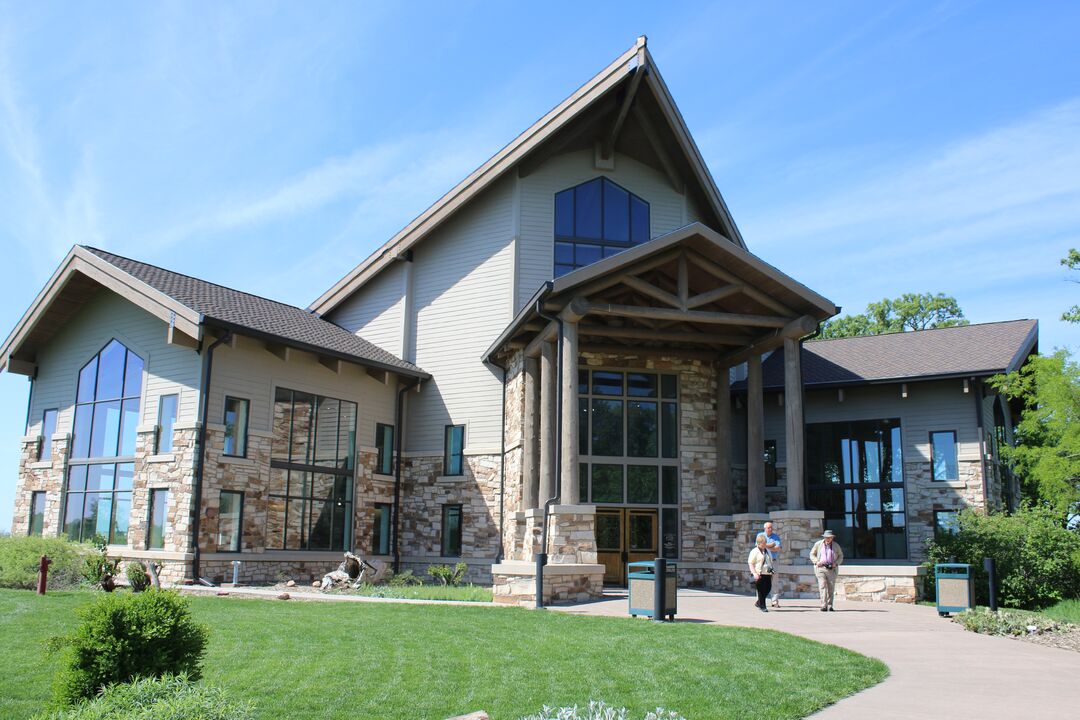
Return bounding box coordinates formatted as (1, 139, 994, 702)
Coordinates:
(807, 418, 907, 560)
(554, 177, 650, 278)
(577, 369, 680, 558)
(64, 339, 143, 544)
(267, 388, 357, 551)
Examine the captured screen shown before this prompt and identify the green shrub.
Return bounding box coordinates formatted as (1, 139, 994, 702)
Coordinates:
(923, 505, 1080, 609)
(49, 590, 209, 706)
(125, 562, 150, 593)
(386, 569, 422, 586)
(32, 674, 255, 720)
(83, 535, 120, 591)
(0, 535, 87, 590)
(427, 562, 468, 586)
(954, 607, 1069, 636)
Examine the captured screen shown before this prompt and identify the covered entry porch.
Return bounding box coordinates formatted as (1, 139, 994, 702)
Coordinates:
(486, 223, 837, 603)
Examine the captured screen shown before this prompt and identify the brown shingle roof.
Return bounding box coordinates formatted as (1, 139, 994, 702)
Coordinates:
(742, 320, 1038, 390)
(83, 247, 426, 378)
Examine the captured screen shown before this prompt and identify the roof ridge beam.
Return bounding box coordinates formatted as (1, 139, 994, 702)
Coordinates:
(578, 300, 790, 328)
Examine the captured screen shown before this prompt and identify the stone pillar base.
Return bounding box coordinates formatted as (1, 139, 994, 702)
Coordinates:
(547, 504, 597, 564)
(491, 561, 604, 606)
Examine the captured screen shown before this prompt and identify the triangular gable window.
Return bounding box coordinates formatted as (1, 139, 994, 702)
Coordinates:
(554, 178, 650, 278)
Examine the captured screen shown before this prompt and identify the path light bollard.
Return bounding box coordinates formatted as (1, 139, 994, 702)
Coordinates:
(652, 557, 667, 623)
(231, 560, 241, 586)
(983, 557, 998, 611)
(37, 555, 51, 595)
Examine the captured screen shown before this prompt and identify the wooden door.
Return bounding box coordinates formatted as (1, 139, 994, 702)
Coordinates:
(596, 508, 623, 585)
(626, 509, 658, 566)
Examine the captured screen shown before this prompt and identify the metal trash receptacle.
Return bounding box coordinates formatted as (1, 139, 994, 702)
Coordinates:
(935, 563, 974, 616)
(628, 559, 677, 620)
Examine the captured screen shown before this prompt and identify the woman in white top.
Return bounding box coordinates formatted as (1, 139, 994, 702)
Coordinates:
(747, 533, 775, 612)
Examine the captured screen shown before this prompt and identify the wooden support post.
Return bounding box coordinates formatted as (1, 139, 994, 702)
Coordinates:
(784, 337, 806, 510)
(715, 363, 733, 515)
(559, 319, 580, 504)
(523, 356, 540, 510)
(747, 354, 765, 514)
(539, 341, 557, 504)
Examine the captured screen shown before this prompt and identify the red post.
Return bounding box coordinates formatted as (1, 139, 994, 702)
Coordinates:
(37, 555, 51, 595)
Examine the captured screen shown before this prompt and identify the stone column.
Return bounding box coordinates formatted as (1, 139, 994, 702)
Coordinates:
(559, 319, 580, 504)
(522, 355, 540, 510)
(746, 353, 765, 514)
(783, 337, 806, 511)
(539, 340, 557, 504)
(715, 362, 733, 514)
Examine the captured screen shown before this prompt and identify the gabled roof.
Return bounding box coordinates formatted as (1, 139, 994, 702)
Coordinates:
(740, 319, 1039, 390)
(310, 36, 746, 316)
(0, 246, 427, 378)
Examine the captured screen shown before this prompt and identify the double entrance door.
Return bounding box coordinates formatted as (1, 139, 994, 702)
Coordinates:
(596, 507, 658, 586)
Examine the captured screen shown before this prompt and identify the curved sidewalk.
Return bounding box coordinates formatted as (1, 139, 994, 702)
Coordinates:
(553, 589, 1079, 719)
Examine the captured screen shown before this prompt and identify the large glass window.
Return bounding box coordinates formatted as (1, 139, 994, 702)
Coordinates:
(156, 394, 179, 454)
(930, 431, 959, 482)
(376, 424, 395, 476)
(553, 178, 650, 278)
(64, 339, 143, 544)
(444, 425, 465, 476)
(217, 491, 243, 552)
(147, 489, 168, 549)
(373, 502, 392, 555)
(807, 418, 907, 560)
(266, 388, 356, 551)
(39, 409, 57, 461)
(29, 491, 46, 536)
(441, 504, 463, 557)
(223, 397, 249, 457)
(578, 369, 680, 557)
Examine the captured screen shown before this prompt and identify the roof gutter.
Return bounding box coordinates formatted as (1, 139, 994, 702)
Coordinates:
(191, 327, 231, 583)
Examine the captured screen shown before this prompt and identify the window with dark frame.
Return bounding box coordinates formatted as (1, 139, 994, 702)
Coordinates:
(441, 504, 463, 557)
(217, 490, 243, 551)
(553, 177, 650, 278)
(29, 491, 46, 536)
(930, 431, 959, 482)
(934, 509, 960, 536)
(764, 440, 778, 487)
(156, 394, 179, 454)
(266, 388, 356, 551)
(375, 424, 395, 476)
(223, 396, 249, 458)
(373, 502, 392, 556)
(39, 409, 57, 461)
(63, 339, 143, 544)
(147, 489, 168, 549)
(444, 425, 465, 476)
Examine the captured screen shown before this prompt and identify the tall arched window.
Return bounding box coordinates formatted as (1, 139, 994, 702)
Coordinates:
(63, 339, 143, 544)
(554, 177, 650, 278)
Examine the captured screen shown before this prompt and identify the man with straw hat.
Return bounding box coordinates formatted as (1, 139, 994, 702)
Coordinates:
(809, 530, 844, 612)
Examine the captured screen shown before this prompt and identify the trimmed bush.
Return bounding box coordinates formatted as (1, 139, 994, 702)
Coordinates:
(32, 674, 255, 720)
(924, 505, 1080, 609)
(49, 590, 209, 706)
(0, 535, 87, 590)
(125, 562, 150, 593)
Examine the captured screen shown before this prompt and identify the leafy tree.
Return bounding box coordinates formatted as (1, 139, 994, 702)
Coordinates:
(990, 350, 1080, 517)
(820, 292, 968, 338)
(1062, 248, 1080, 323)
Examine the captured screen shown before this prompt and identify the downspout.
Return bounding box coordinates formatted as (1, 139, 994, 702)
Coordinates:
(191, 329, 232, 583)
(392, 378, 421, 573)
(973, 377, 991, 509)
(535, 296, 562, 609)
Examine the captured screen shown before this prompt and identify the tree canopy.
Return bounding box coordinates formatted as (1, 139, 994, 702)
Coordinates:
(820, 292, 968, 339)
(1062, 248, 1079, 324)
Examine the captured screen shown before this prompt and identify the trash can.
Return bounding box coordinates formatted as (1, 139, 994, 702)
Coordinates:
(935, 563, 974, 616)
(628, 559, 677, 621)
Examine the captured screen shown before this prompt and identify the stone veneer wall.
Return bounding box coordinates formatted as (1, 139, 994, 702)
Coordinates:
(13, 434, 68, 536)
(905, 459, 984, 562)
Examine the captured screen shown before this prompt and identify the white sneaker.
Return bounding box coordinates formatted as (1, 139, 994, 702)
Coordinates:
(770, 598, 780, 608)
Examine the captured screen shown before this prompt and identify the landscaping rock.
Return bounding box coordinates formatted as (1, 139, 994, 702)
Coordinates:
(277, 592, 290, 600)
(312, 581, 320, 587)
(285, 580, 296, 587)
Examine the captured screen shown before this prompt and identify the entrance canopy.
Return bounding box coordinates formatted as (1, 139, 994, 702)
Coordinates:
(484, 222, 837, 365)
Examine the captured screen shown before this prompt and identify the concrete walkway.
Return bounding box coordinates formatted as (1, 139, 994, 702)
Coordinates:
(553, 589, 1080, 719)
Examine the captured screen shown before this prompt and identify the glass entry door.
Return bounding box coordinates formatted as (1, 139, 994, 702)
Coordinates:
(596, 507, 658, 586)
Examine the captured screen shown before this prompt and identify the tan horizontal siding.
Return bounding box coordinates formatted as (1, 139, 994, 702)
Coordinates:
(326, 261, 404, 358)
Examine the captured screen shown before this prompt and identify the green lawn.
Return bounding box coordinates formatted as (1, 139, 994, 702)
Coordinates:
(1042, 598, 1080, 624)
(0, 589, 887, 720)
(332, 582, 492, 602)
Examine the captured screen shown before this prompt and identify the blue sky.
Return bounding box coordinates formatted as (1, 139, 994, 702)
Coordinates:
(1, 1, 1078, 531)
